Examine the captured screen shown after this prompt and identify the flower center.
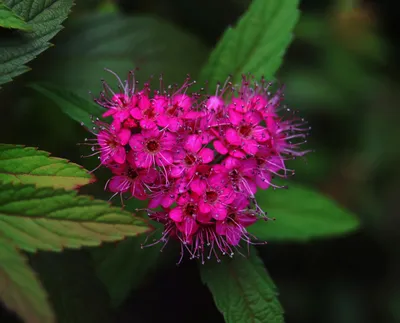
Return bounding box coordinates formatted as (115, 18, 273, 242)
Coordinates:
(114, 95, 129, 110)
(229, 169, 241, 192)
(184, 153, 197, 166)
(226, 213, 237, 224)
(196, 165, 211, 179)
(239, 125, 252, 138)
(106, 139, 118, 149)
(146, 139, 161, 153)
(205, 190, 219, 204)
(127, 168, 139, 179)
(143, 108, 156, 119)
(184, 202, 198, 217)
(166, 104, 179, 117)
(229, 169, 239, 179)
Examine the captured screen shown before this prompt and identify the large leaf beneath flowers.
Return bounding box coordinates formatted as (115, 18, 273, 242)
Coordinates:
(199, 0, 299, 88)
(0, 0, 74, 86)
(0, 183, 151, 252)
(91, 236, 161, 308)
(249, 181, 360, 241)
(0, 144, 94, 189)
(30, 250, 113, 323)
(200, 248, 283, 323)
(0, 236, 55, 323)
(33, 13, 209, 96)
(0, 3, 31, 31)
(31, 83, 102, 128)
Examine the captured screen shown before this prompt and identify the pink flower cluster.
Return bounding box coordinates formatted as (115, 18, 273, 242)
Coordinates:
(85, 70, 310, 262)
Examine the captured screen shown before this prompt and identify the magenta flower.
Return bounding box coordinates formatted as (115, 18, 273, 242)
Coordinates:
(130, 91, 159, 130)
(129, 128, 176, 168)
(97, 126, 130, 164)
(107, 155, 158, 200)
(169, 193, 202, 242)
(84, 71, 311, 263)
(157, 93, 194, 132)
(216, 210, 257, 246)
(96, 71, 138, 122)
(218, 157, 258, 197)
(99, 93, 137, 122)
(183, 164, 211, 196)
(148, 180, 178, 209)
(198, 174, 236, 221)
(170, 134, 214, 179)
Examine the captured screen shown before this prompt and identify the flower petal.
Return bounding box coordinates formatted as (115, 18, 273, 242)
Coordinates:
(214, 140, 228, 155)
(229, 109, 243, 125)
(169, 207, 183, 222)
(108, 176, 129, 192)
(226, 129, 241, 146)
(184, 134, 202, 153)
(118, 128, 131, 146)
(113, 146, 126, 164)
(156, 151, 173, 166)
(199, 199, 211, 214)
(198, 148, 214, 163)
(191, 178, 207, 195)
(226, 226, 241, 245)
(212, 206, 227, 221)
(129, 134, 144, 150)
(135, 151, 152, 168)
(243, 139, 258, 155)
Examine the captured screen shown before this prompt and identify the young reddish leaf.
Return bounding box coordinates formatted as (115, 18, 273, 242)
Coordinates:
(0, 237, 55, 323)
(0, 183, 152, 252)
(200, 248, 283, 323)
(0, 144, 94, 190)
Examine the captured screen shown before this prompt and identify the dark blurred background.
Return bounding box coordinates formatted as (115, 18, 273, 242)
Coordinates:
(1, 0, 399, 322)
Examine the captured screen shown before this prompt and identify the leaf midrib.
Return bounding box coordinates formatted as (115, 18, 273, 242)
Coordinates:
(231, 1, 286, 80)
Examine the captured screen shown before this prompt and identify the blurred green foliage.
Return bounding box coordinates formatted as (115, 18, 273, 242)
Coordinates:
(0, 0, 399, 322)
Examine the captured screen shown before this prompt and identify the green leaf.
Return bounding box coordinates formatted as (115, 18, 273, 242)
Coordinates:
(0, 236, 55, 323)
(91, 237, 161, 308)
(199, 0, 299, 88)
(30, 83, 102, 128)
(34, 13, 209, 96)
(0, 183, 152, 252)
(30, 250, 113, 323)
(0, 144, 94, 189)
(200, 249, 283, 323)
(0, 3, 31, 31)
(249, 181, 360, 241)
(0, 0, 74, 86)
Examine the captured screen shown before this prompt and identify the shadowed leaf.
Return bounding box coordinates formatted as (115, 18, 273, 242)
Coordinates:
(0, 236, 54, 323)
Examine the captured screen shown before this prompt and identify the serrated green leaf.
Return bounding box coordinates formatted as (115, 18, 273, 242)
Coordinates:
(0, 0, 74, 86)
(199, 0, 299, 88)
(33, 13, 208, 96)
(0, 183, 152, 252)
(0, 144, 94, 189)
(0, 236, 55, 323)
(249, 181, 360, 241)
(30, 250, 113, 323)
(91, 237, 161, 308)
(30, 83, 102, 127)
(0, 3, 31, 31)
(200, 248, 283, 323)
